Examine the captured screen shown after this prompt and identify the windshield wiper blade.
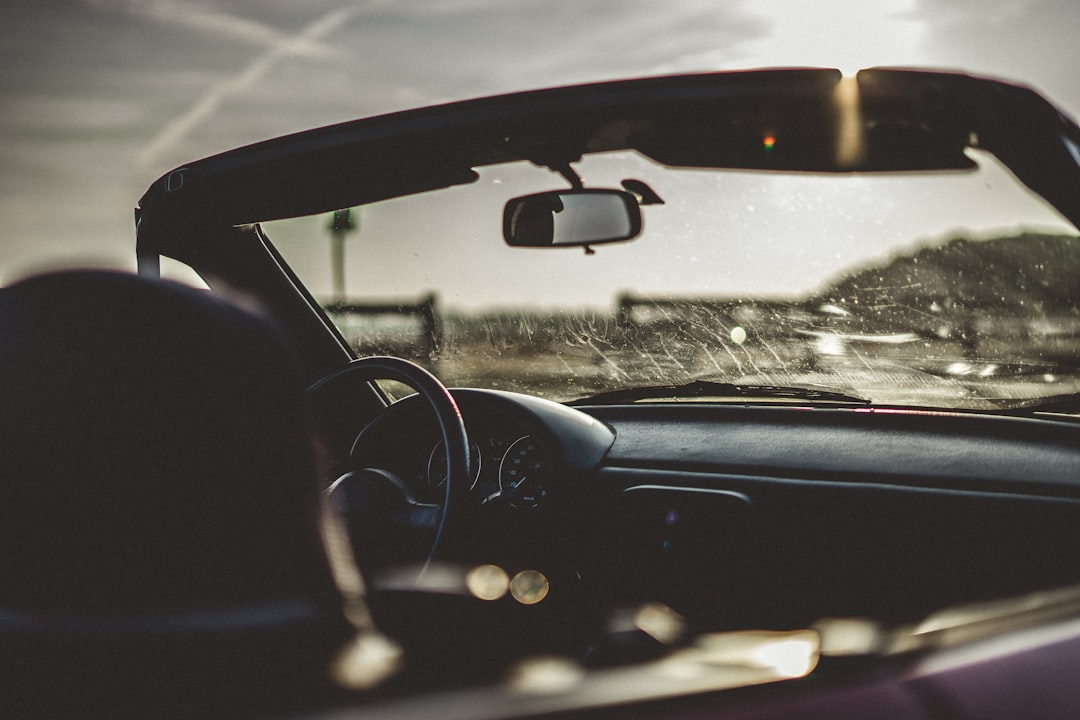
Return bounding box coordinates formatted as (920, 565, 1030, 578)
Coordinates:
(569, 380, 870, 406)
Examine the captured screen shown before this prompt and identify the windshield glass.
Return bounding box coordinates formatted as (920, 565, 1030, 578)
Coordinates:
(269, 149, 1080, 409)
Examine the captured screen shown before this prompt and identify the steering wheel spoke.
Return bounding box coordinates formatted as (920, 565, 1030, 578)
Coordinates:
(406, 502, 441, 530)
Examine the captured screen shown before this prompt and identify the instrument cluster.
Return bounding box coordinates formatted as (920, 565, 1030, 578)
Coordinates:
(425, 431, 551, 510)
(351, 395, 555, 511)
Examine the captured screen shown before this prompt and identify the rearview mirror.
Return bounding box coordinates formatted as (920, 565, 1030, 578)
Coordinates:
(503, 189, 641, 248)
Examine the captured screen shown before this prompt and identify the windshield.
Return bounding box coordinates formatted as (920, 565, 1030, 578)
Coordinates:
(269, 149, 1080, 409)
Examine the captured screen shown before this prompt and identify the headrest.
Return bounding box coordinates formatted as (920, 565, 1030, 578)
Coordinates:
(0, 271, 377, 710)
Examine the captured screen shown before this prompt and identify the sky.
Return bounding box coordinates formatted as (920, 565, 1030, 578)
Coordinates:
(1, 0, 1079, 286)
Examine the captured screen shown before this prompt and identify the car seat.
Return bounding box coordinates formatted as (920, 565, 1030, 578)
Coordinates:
(0, 270, 395, 716)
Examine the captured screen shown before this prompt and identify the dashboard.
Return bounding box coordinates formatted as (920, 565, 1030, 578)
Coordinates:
(340, 387, 1080, 644)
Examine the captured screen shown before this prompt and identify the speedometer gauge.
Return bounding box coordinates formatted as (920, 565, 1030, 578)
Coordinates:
(427, 440, 482, 492)
(498, 435, 550, 510)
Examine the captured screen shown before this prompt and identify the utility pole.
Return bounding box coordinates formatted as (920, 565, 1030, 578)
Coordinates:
(329, 208, 358, 303)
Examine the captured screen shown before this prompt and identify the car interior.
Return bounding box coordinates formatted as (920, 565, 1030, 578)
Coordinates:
(4, 68, 1080, 719)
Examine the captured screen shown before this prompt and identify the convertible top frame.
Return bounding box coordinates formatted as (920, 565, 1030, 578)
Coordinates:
(136, 68, 1080, 251)
(133, 67, 1080, 383)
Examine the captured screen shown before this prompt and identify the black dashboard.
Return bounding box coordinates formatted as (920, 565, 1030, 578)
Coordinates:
(344, 388, 1080, 641)
(588, 404, 1080, 629)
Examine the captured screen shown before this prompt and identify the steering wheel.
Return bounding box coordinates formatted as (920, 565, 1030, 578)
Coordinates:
(306, 357, 472, 574)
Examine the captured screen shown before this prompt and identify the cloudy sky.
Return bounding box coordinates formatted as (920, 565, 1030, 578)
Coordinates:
(1, 0, 1078, 285)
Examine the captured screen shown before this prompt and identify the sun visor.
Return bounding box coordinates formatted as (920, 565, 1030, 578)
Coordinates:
(632, 80, 976, 173)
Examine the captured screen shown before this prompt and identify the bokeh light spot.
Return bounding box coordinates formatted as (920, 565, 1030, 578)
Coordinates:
(466, 564, 510, 601)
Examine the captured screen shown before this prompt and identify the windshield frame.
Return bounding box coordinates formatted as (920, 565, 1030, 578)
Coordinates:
(133, 68, 1080, 412)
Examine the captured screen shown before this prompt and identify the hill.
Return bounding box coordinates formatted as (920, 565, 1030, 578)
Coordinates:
(816, 233, 1080, 331)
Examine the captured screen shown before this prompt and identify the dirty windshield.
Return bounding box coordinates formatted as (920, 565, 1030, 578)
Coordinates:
(269, 150, 1080, 410)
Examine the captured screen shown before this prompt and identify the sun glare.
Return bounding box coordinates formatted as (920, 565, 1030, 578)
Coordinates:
(834, 75, 865, 168)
